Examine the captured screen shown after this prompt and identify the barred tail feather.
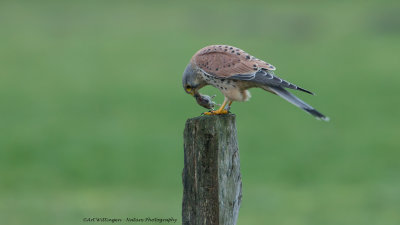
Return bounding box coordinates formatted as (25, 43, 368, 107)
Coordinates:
(267, 86, 329, 121)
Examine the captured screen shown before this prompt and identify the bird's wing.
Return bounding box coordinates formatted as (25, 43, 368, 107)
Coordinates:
(191, 45, 276, 79)
(192, 45, 313, 95)
(253, 70, 314, 95)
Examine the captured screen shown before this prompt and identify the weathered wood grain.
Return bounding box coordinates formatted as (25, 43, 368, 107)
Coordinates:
(182, 114, 242, 225)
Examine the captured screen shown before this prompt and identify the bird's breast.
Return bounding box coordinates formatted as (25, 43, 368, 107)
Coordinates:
(222, 88, 251, 102)
(201, 73, 250, 102)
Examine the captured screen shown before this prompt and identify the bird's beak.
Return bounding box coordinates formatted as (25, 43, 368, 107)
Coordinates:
(186, 87, 195, 96)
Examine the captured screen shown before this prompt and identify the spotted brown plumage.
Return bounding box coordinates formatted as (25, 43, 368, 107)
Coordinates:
(191, 45, 276, 78)
(182, 44, 329, 121)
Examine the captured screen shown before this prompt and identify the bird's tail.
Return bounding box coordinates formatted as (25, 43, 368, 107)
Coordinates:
(266, 86, 329, 121)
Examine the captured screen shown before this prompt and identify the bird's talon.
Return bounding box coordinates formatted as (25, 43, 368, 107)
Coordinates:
(203, 109, 229, 115)
(219, 109, 229, 114)
(203, 111, 213, 115)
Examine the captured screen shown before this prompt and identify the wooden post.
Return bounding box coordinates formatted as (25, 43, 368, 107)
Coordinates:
(182, 114, 242, 225)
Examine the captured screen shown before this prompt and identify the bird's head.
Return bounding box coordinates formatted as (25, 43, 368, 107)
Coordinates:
(182, 63, 206, 96)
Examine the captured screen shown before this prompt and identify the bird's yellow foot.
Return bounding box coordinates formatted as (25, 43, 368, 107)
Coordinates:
(203, 109, 229, 115)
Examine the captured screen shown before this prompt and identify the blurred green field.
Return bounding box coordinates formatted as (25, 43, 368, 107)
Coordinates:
(0, 0, 399, 224)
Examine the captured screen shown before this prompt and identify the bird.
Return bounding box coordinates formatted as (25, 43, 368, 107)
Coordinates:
(182, 44, 329, 121)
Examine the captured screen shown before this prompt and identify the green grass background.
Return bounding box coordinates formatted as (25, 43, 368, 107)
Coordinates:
(1, 0, 399, 224)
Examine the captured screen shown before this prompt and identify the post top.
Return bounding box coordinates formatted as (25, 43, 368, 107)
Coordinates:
(186, 113, 236, 123)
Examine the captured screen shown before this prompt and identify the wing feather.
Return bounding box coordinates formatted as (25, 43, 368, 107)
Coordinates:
(191, 45, 276, 78)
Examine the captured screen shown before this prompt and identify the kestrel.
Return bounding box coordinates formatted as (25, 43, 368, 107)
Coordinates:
(182, 44, 329, 121)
